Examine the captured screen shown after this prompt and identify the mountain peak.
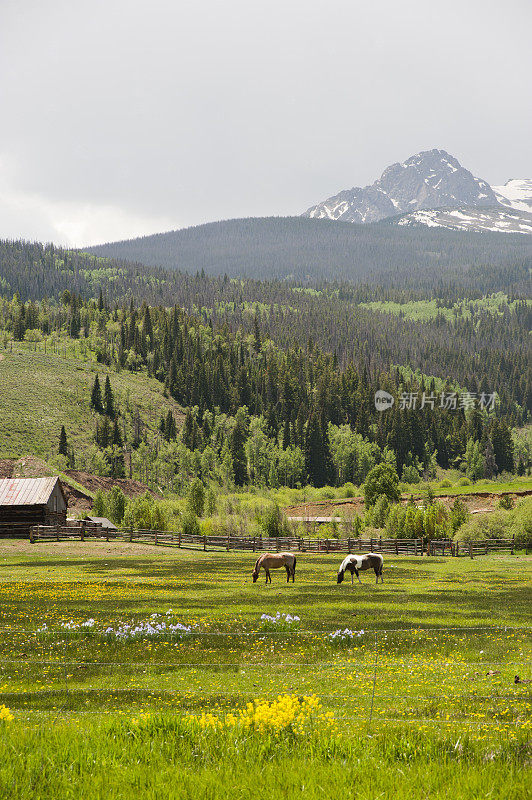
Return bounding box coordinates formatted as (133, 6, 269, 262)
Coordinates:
(303, 149, 499, 224)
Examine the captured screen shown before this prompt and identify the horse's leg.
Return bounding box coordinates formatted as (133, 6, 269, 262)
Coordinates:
(356, 569, 361, 585)
(351, 569, 354, 585)
(292, 565, 295, 583)
(285, 566, 290, 583)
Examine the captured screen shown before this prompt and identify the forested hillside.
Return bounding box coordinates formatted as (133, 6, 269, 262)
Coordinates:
(1, 241, 529, 422)
(84, 216, 532, 289)
(0, 290, 528, 493)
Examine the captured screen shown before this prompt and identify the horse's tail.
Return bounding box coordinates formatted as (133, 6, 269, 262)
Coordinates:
(292, 555, 297, 570)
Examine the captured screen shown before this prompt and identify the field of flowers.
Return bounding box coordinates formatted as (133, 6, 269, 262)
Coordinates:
(0, 540, 530, 798)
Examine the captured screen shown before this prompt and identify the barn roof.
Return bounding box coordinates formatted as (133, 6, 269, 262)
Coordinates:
(86, 517, 118, 530)
(0, 476, 64, 507)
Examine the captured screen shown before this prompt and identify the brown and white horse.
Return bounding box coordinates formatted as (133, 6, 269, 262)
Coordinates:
(252, 552, 297, 583)
(337, 553, 384, 584)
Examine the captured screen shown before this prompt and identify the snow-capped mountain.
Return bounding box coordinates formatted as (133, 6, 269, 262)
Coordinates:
(492, 179, 532, 214)
(303, 150, 532, 234)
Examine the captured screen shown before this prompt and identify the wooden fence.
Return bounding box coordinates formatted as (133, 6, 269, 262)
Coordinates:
(29, 526, 424, 554)
(429, 537, 516, 557)
(28, 526, 521, 557)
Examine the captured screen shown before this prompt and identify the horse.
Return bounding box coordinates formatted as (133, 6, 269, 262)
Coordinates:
(252, 552, 297, 583)
(337, 553, 383, 585)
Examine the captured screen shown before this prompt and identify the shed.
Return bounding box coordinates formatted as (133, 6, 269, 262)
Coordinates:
(0, 476, 67, 537)
(86, 516, 118, 531)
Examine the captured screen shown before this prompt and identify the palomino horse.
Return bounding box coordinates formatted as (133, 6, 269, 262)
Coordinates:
(252, 552, 297, 583)
(337, 553, 383, 585)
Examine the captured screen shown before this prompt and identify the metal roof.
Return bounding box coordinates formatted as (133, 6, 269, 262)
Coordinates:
(86, 517, 118, 530)
(0, 476, 62, 507)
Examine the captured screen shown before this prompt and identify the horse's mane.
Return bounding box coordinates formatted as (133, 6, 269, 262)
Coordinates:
(253, 555, 262, 571)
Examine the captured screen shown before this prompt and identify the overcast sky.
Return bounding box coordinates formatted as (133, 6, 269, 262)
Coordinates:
(1, 0, 531, 247)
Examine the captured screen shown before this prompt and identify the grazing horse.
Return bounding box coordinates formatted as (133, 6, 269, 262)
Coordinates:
(337, 553, 383, 585)
(252, 552, 297, 583)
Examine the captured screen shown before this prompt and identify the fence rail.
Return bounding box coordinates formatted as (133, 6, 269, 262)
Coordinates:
(429, 537, 516, 557)
(27, 525, 521, 557)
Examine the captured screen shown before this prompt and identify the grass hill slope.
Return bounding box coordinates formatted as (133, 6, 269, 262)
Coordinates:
(0, 344, 183, 464)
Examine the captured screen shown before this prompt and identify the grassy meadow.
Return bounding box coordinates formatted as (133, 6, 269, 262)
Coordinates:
(0, 540, 530, 798)
(0, 344, 182, 460)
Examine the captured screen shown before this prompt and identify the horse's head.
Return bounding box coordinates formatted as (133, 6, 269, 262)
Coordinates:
(252, 568, 259, 583)
(337, 569, 345, 584)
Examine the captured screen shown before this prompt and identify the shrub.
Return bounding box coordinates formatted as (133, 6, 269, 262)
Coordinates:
(92, 489, 106, 518)
(401, 464, 421, 484)
(508, 497, 532, 549)
(261, 504, 290, 538)
(457, 477, 472, 486)
(187, 478, 205, 518)
(453, 511, 509, 544)
(123, 492, 155, 530)
(498, 494, 515, 510)
(365, 494, 390, 529)
(439, 479, 452, 489)
(182, 509, 200, 536)
(107, 486, 126, 525)
(342, 482, 357, 498)
(449, 498, 468, 532)
(205, 487, 217, 516)
(363, 463, 400, 507)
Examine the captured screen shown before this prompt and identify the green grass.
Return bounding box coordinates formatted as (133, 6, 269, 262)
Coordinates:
(0, 542, 530, 798)
(0, 344, 182, 460)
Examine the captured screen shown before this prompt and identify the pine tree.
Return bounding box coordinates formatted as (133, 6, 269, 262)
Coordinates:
(58, 426, 68, 456)
(90, 375, 104, 413)
(165, 409, 177, 440)
(230, 416, 248, 486)
(112, 419, 123, 447)
(99, 417, 112, 449)
(104, 376, 115, 419)
(304, 413, 332, 487)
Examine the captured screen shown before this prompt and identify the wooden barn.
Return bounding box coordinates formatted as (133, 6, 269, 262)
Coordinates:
(0, 476, 67, 537)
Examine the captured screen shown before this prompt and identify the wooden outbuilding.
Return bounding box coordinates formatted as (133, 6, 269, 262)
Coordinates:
(85, 516, 118, 531)
(0, 476, 67, 537)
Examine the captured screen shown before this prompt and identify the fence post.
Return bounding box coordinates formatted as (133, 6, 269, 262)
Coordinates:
(511, 534, 515, 556)
(348, 537, 352, 554)
(129, 526, 133, 543)
(154, 531, 158, 545)
(227, 532, 230, 551)
(203, 534, 207, 551)
(469, 542, 473, 559)
(395, 540, 398, 555)
(30, 527, 34, 544)
(456, 542, 459, 557)
(80, 521, 85, 542)
(253, 536, 256, 553)
(178, 530, 181, 548)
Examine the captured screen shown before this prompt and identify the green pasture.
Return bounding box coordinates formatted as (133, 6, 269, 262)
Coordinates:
(0, 541, 530, 799)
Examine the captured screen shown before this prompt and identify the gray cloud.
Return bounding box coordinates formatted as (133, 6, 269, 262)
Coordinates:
(1, 0, 530, 246)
